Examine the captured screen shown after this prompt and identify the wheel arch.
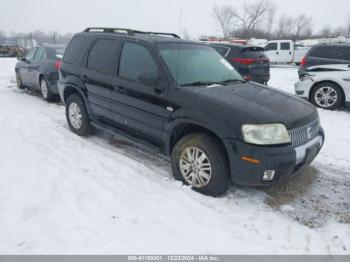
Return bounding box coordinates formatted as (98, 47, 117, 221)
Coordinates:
(168, 122, 231, 177)
(309, 80, 346, 106)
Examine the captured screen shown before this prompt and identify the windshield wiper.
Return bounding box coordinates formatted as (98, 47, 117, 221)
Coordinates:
(180, 81, 222, 87)
(217, 79, 247, 85)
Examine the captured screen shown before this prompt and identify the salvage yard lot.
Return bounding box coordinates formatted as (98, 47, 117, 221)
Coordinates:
(0, 58, 349, 254)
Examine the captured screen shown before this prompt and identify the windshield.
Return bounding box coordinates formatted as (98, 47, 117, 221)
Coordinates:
(55, 47, 65, 55)
(157, 43, 244, 86)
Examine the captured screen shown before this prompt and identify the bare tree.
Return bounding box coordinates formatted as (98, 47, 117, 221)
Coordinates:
(347, 16, 350, 38)
(276, 15, 295, 39)
(212, 5, 235, 39)
(319, 25, 333, 38)
(293, 14, 312, 39)
(266, 3, 277, 40)
(233, 0, 272, 38)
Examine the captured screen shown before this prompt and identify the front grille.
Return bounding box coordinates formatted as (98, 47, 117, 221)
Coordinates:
(288, 119, 320, 147)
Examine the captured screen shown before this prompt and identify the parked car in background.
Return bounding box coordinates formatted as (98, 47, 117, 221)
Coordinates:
(264, 40, 310, 64)
(295, 64, 350, 110)
(298, 43, 350, 79)
(58, 28, 324, 197)
(0, 44, 26, 57)
(210, 43, 270, 84)
(15, 45, 65, 102)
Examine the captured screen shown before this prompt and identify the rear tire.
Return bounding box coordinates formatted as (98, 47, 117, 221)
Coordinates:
(66, 94, 94, 136)
(171, 133, 231, 197)
(310, 82, 343, 110)
(16, 71, 24, 89)
(40, 78, 55, 102)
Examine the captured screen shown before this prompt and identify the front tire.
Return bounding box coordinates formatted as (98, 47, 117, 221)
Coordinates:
(171, 133, 231, 197)
(310, 82, 343, 110)
(66, 94, 94, 136)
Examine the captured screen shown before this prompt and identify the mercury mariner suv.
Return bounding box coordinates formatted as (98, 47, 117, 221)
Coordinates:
(58, 28, 325, 196)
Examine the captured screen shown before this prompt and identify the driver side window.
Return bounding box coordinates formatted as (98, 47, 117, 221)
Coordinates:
(118, 42, 158, 82)
(26, 48, 37, 60)
(264, 43, 277, 51)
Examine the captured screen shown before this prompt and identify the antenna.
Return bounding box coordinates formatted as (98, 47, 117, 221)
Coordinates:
(175, 6, 183, 85)
(179, 6, 183, 37)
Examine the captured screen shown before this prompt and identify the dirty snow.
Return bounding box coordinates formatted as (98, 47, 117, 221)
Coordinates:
(0, 58, 349, 254)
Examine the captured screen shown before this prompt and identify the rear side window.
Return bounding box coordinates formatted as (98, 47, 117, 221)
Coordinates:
(212, 46, 229, 56)
(87, 39, 118, 75)
(63, 36, 91, 64)
(281, 42, 290, 50)
(309, 45, 350, 61)
(118, 42, 158, 81)
(264, 43, 277, 51)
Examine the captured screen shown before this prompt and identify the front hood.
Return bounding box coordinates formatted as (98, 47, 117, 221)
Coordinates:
(194, 82, 317, 128)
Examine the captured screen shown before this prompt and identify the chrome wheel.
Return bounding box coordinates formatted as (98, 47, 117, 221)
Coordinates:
(179, 147, 212, 188)
(68, 102, 82, 129)
(41, 79, 48, 99)
(314, 86, 338, 108)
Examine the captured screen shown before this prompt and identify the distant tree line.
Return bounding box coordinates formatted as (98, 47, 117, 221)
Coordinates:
(211, 0, 350, 41)
(0, 30, 72, 45)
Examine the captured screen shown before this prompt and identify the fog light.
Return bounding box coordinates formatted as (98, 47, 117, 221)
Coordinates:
(263, 170, 275, 181)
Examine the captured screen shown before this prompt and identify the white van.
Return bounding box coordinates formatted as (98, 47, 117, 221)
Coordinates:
(264, 40, 310, 64)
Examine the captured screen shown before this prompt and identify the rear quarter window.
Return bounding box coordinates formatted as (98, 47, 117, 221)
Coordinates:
(212, 45, 230, 56)
(63, 36, 92, 65)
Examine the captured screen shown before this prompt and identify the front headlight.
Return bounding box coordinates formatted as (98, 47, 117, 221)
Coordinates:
(242, 124, 291, 145)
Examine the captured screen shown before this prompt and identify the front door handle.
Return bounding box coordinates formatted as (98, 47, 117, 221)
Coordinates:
(116, 86, 125, 94)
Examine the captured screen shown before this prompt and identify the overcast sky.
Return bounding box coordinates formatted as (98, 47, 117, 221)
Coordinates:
(1, 0, 349, 37)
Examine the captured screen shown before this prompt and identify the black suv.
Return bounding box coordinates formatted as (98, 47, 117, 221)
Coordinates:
(210, 43, 270, 84)
(58, 28, 324, 196)
(298, 43, 350, 78)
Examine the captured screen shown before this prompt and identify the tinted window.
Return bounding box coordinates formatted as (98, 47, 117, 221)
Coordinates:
(33, 47, 44, 61)
(63, 36, 90, 64)
(228, 46, 241, 57)
(212, 45, 229, 56)
(265, 43, 277, 51)
(281, 42, 290, 50)
(119, 42, 158, 81)
(87, 39, 117, 75)
(25, 48, 36, 60)
(242, 46, 266, 58)
(309, 45, 350, 60)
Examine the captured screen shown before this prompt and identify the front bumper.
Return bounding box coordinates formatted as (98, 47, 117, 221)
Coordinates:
(224, 127, 324, 186)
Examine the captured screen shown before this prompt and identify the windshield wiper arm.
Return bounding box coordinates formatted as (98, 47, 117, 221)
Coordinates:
(218, 79, 247, 85)
(180, 81, 221, 87)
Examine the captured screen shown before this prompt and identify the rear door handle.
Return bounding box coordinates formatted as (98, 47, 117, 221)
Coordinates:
(80, 75, 88, 81)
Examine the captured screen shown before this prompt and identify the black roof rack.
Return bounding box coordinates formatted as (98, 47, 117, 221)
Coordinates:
(84, 27, 180, 39)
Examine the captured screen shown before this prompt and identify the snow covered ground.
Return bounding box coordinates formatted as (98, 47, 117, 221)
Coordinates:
(0, 58, 349, 254)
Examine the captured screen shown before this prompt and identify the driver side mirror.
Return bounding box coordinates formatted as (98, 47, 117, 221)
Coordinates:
(17, 56, 26, 61)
